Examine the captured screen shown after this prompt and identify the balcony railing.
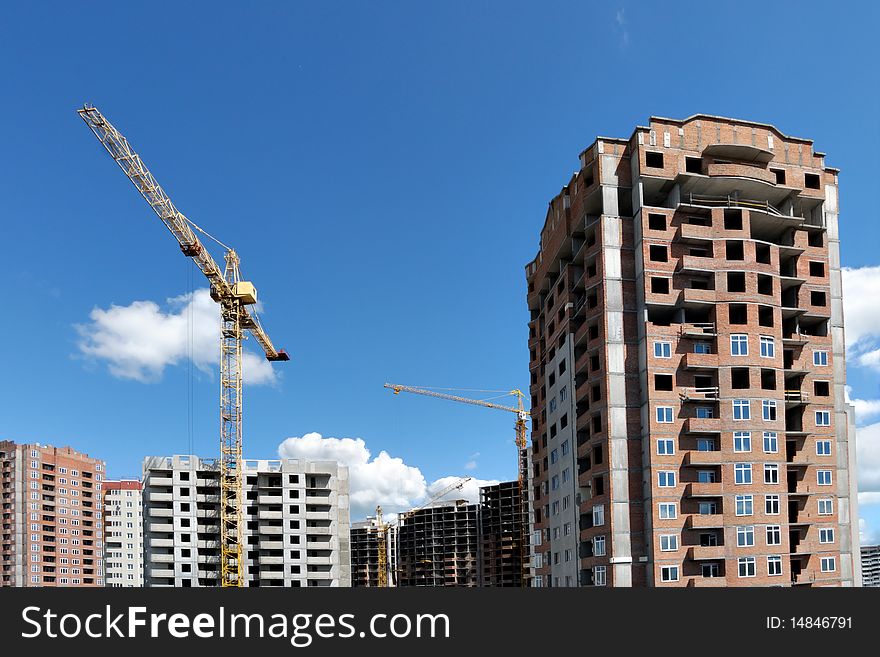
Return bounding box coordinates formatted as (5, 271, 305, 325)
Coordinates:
(680, 387, 719, 401)
(679, 322, 716, 338)
(683, 192, 783, 217)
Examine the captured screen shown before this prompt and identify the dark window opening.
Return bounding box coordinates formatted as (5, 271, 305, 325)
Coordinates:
(588, 324, 599, 341)
(723, 209, 743, 231)
(804, 173, 821, 190)
(593, 476, 605, 496)
(685, 157, 702, 174)
(654, 374, 674, 391)
(727, 272, 746, 293)
(591, 385, 601, 402)
(593, 445, 603, 465)
(731, 368, 750, 389)
(808, 231, 824, 247)
(814, 381, 830, 397)
(771, 169, 786, 185)
(809, 261, 825, 277)
(651, 277, 670, 294)
(729, 304, 748, 325)
(590, 354, 600, 371)
(688, 216, 712, 227)
(592, 415, 602, 433)
(757, 274, 773, 296)
(690, 278, 710, 290)
(649, 245, 668, 262)
(758, 306, 774, 327)
(690, 247, 711, 257)
(755, 243, 771, 265)
(761, 369, 777, 390)
(726, 240, 744, 261)
(648, 213, 667, 231)
(646, 151, 664, 168)
(811, 291, 827, 307)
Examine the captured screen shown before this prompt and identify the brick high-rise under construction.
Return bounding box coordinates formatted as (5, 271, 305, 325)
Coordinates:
(525, 114, 860, 587)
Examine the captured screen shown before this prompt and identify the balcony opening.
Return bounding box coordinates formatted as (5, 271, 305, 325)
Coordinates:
(651, 277, 670, 294)
(814, 381, 830, 397)
(588, 262, 598, 278)
(646, 151, 664, 168)
(654, 374, 674, 391)
(589, 323, 599, 340)
(685, 157, 702, 174)
(591, 384, 601, 402)
(590, 354, 600, 371)
(755, 243, 771, 265)
(648, 306, 676, 326)
(725, 240, 744, 261)
(690, 247, 712, 257)
(649, 245, 668, 262)
(593, 476, 605, 496)
(723, 209, 743, 231)
(592, 415, 602, 433)
(758, 306, 774, 327)
(761, 369, 777, 390)
(808, 231, 824, 247)
(688, 214, 712, 227)
(757, 274, 773, 296)
(771, 168, 786, 185)
(729, 304, 748, 325)
(810, 290, 827, 307)
(683, 307, 712, 324)
(593, 445, 603, 465)
(804, 173, 821, 190)
(690, 278, 710, 290)
(731, 368, 750, 389)
(727, 272, 746, 293)
(809, 261, 825, 277)
(648, 213, 666, 231)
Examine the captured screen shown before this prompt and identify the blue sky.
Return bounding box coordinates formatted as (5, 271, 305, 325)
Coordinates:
(2, 1, 879, 527)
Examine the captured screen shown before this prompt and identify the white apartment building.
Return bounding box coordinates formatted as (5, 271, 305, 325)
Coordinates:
(102, 479, 144, 587)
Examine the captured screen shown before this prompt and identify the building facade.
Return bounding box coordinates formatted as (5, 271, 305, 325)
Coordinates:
(525, 115, 859, 587)
(396, 500, 478, 586)
(102, 479, 144, 587)
(1, 441, 105, 587)
(862, 544, 880, 587)
(350, 514, 397, 587)
(142, 455, 350, 587)
(478, 480, 530, 586)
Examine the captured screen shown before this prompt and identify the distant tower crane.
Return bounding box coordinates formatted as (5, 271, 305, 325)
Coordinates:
(374, 476, 472, 587)
(78, 105, 290, 588)
(383, 383, 531, 586)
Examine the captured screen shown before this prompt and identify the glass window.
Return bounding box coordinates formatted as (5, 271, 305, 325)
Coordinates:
(763, 432, 778, 453)
(654, 341, 672, 358)
(733, 431, 751, 453)
(731, 334, 749, 356)
(766, 525, 781, 545)
(816, 440, 831, 456)
(656, 406, 674, 423)
(658, 471, 676, 487)
(820, 557, 836, 573)
(815, 411, 831, 426)
(819, 528, 835, 544)
(760, 336, 775, 358)
(694, 342, 712, 354)
(736, 525, 755, 547)
(765, 494, 780, 515)
(593, 536, 606, 556)
(767, 555, 783, 576)
(659, 534, 678, 551)
(657, 439, 675, 455)
(738, 557, 756, 578)
(817, 470, 833, 486)
(764, 464, 779, 484)
(561, 440, 569, 455)
(658, 503, 677, 519)
(696, 406, 714, 419)
(735, 463, 752, 485)
(660, 565, 680, 582)
(593, 505, 605, 526)
(735, 495, 753, 516)
(762, 399, 777, 421)
(813, 351, 829, 366)
(733, 399, 750, 420)
(550, 449, 558, 464)
(594, 565, 607, 586)
(818, 498, 834, 515)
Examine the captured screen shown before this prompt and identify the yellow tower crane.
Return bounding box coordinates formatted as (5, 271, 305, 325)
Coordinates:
(78, 106, 290, 588)
(374, 476, 472, 587)
(383, 383, 530, 586)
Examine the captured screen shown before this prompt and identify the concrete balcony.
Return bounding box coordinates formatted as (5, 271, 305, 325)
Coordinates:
(259, 556, 285, 565)
(258, 495, 283, 505)
(679, 322, 717, 338)
(677, 223, 713, 242)
(687, 514, 725, 529)
(681, 288, 716, 306)
(150, 538, 174, 548)
(259, 539, 284, 550)
(306, 556, 333, 565)
(259, 525, 283, 535)
(148, 477, 173, 487)
(784, 390, 810, 407)
(678, 255, 715, 274)
(149, 492, 172, 503)
(687, 576, 725, 587)
(149, 507, 173, 518)
(685, 450, 723, 466)
(197, 554, 220, 563)
(688, 545, 726, 561)
(197, 540, 220, 549)
(681, 352, 719, 370)
(196, 494, 219, 504)
(679, 386, 719, 402)
(149, 523, 174, 533)
(686, 482, 722, 497)
(196, 509, 219, 519)
(260, 570, 284, 579)
(151, 553, 174, 563)
(706, 162, 777, 185)
(306, 525, 334, 536)
(685, 417, 722, 434)
(149, 568, 175, 578)
(306, 512, 332, 521)
(258, 510, 283, 521)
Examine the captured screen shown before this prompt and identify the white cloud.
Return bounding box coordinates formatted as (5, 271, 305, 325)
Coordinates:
(843, 266, 880, 371)
(614, 8, 629, 48)
(464, 452, 480, 471)
(76, 288, 277, 385)
(857, 421, 880, 494)
(277, 432, 499, 520)
(846, 386, 880, 425)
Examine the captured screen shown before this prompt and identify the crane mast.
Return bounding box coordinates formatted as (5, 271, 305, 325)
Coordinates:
(79, 105, 289, 587)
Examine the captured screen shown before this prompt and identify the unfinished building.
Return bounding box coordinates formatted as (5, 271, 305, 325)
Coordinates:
(142, 455, 350, 587)
(396, 500, 478, 587)
(478, 480, 530, 586)
(350, 514, 397, 587)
